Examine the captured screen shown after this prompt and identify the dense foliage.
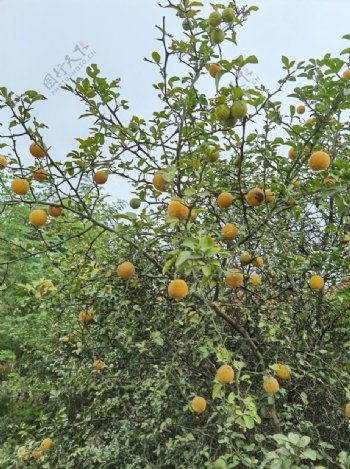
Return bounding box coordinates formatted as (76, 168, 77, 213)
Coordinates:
(1, 1, 350, 467)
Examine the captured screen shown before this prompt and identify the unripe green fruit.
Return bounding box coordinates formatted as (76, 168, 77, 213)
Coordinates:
(130, 198, 141, 209)
(129, 122, 139, 132)
(215, 104, 230, 122)
(223, 114, 237, 128)
(213, 459, 227, 469)
(204, 146, 220, 162)
(232, 86, 244, 100)
(208, 11, 222, 27)
(222, 7, 235, 22)
(182, 19, 191, 30)
(211, 28, 225, 44)
(230, 100, 248, 119)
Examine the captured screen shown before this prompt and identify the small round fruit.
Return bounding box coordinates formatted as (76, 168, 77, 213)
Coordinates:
(208, 11, 222, 27)
(215, 104, 230, 122)
(329, 117, 337, 126)
(263, 376, 279, 394)
(79, 309, 94, 323)
(11, 178, 30, 195)
(249, 273, 261, 285)
(240, 251, 251, 264)
(264, 189, 275, 204)
(182, 19, 191, 30)
(190, 209, 198, 221)
(30, 142, 46, 158)
(152, 172, 170, 192)
(252, 256, 263, 267)
(246, 188, 265, 207)
(211, 28, 225, 44)
(296, 105, 305, 114)
(93, 170, 108, 184)
(191, 396, 206, 413)
(117, 261, 135, 279)
(309, 275, 324, 290)
(167, 201, 189, 219)
(221, 223, 238, 239)
(223, 114, 237, 128)
(309, 151, 330, 171)
(292, 178, 301, 188)
(93, 359, 105, 371)
(204, 145, 220, 162)
(209, 63, 222, 78)
(40, 438, 54, 451)
(275, 364, 291, 380)
(306, 118, 315, 126)
(216, 364, 234, 384)
(342, 234, 350, 242)
(345, 402, 350, 418)
(230, 100, 248, 120)
(217, 192, 234, 209)
(33, 168, 48, 181)
(0, 155, 7, 169)
(19, 451, 30, 460)
(130, 198, 141, 209)
(225, 270, 244, 288)
(343, 69, 350, 80)
(29, 210, 47, 227)
(48, 204, 63, 217)
(32, 450, 42, 459)
(62, 335, 70, 343)
(222, 7, 235, 22)
(288, 148, 298, 160)
(168, 279, 189, 300)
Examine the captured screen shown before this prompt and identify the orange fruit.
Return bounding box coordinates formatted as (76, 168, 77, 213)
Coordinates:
(292, 178, 301, 188)
(93, 359, 105, 371)
(117, 261, 135, 279)
(33, 168, 48, 181)
(309, 275, 324, 290)
(263, 376, 279, 394)
(191, 396, 206, 413)
(167, 201, 189, 219)
(11, 178, 30, 195)
(296, 105, 305, 114)
(0, 155, 8, 169)
(30, 142, 46, 158)
(246, 188, 265, 207)
(264, 189, 275, 204)
(249, 273, 261, 285)
(221, 223, 238, 239)
(345, 402, 350, 418)
(216, 364, 234, 384)
(275, 364, 291, 380)
(79, 309, 94, 323)
(225, 270, 243, 288)
(209, 63, 222, 78)
(309, 151, 330, 171)
(288, 148, 298, 160)
(40, 438, 54, 450)
(152, 172, 170, 192)
(343, 70, 350, 80)
(31, 450, 42, 459)
(168, 279, 189, 299)
(252, 256, 263, 267)
(29, 210, 47, 227)
(240, 251, 251, 264)
(323, 176, 336, 186)
(217, 192, 234, 209)
(93, 171, 108, 184)
(48, 204, 63, 217)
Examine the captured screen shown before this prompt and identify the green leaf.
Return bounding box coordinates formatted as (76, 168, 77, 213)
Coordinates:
(300, 448, 317, 461)
(175, 251, 192, 267)
(152, 51, 161, 63)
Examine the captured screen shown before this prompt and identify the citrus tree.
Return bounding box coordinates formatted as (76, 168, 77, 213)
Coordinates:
(1, 1, 350, 467)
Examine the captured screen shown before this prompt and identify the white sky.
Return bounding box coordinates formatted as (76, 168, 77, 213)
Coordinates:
(1, 0, 350, 202)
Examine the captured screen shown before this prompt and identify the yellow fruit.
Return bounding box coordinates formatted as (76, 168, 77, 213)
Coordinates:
(62, 335, 70, 343)
(309, 275, 324, 290)
(309, 151, 330, 171)
(217, 192, 234, 209)
(11, 178, 30, 195)
(93, 359, 105, 371)
(33, 168, 48, 181)
(288, 148, 298, 160)
(306, 118, 315, 126)
(0, 155, 8, 169)
(246, 188, 265, 207)
(48, 204, 63, 217)
(215, 104, 231, 122)
(240, 251, 251, 264)
(225, 270, 243, 288)
(19, 451, 30, 460)
(40, 438, 54, 450)
(329, 117, 337, 126)
(167, 200, 189, 219)
(221, 223, 238, 239)
(209, 63, 222, 78)
(168, 279, 189, 300)
(30, 142, 46, 158)
(93, 170, 108, 184)
(32, 450, 42, 459)
(252, 256, 264, 267)
(292, 178, 301, 188)
(79, 309, 94, 323)
(323, 177, 336, 186)
(191, 396, 206, 413)
(117, 261, 135, 279)
(264, 189, 275, 204)
(230, 100, 248, 120)
(208, 11, 222, 27)
(211, 28, 225, 45)
(249, 273, 261, 285)
(190, 209, 198, 221)
(29, 210, 47, 227)
(296, 105, 305, 114)
(275, 364, 291, 380)
(263, 376, 279, 394)
(345, 402, 350, 418)
(342, 234, 350, 242)
(188, 310, 199, 318)
(216, 364, 234, 384)
(343, 69, 350, 80)
(222, 7, 235, 22)
(152, 172, 170, 192)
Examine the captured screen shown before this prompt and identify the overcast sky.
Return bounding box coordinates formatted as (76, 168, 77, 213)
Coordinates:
(1, 0, 350, 202)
